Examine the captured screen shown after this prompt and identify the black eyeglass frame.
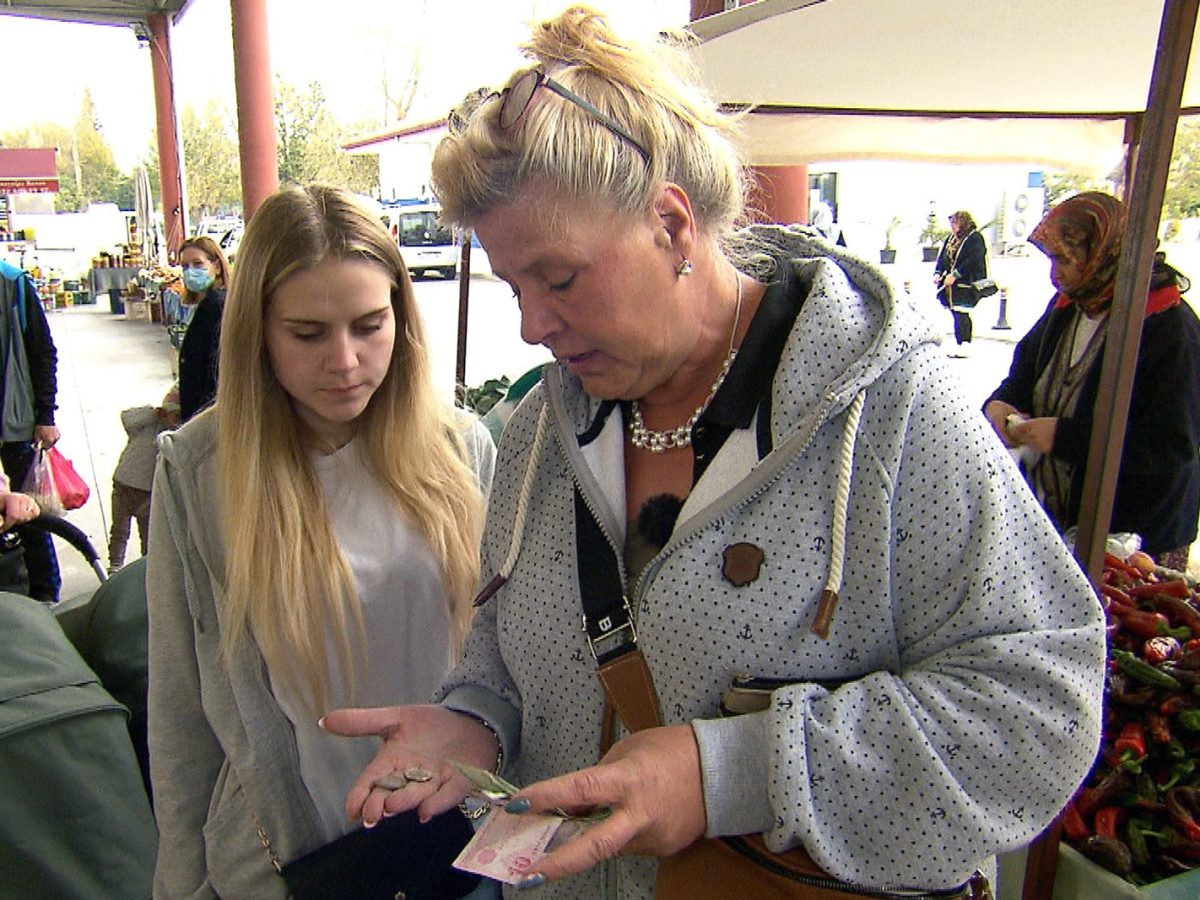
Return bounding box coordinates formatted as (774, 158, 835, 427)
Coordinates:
(496, 69, 651, 164)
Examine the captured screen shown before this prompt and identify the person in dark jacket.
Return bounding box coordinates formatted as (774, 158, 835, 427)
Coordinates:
(0, 259, 61, 603)
(933, 210, 988, 355)
(985, 191, 1200, 570)
(176, 236, 230, 421)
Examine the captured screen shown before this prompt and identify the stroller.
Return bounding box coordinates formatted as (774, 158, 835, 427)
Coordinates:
(0, 516, 156, 900)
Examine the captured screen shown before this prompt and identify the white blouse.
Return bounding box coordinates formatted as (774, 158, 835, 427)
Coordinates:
(272, 439, 455, 842)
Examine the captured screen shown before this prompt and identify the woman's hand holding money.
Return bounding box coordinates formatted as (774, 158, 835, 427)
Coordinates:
(503, 724, 706, 888)
(320, 704, 500, 828)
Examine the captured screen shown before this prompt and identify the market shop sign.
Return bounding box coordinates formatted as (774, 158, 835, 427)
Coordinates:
(0, 149, 58, 194)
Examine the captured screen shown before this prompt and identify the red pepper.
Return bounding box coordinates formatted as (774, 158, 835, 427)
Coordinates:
(1145, 593, 1200, 636)
(1145, 636, 1183, 664)
(1148, 711, 1174, 744)
(1110, 605, 1171, 639)
(1115, 722, 1148, 768)
(1162, 694, 1192, 715)
(1095, 806, 1124, 839)
(1129, 579, 1192, 599)
(1099, 583, 1135, 609)
(1187, 639, 1200, 653)
(1106, 552, 1144, 578)
(1077, 769, 1133, 816)
(1166, 787, 1200, 842)
(1061, 799, 1090, 841)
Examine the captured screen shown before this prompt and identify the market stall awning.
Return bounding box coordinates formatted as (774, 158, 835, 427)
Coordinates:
(0, 1, 192, 27)
(0, 148, 59, 194)
(690, 0, 1200, 174)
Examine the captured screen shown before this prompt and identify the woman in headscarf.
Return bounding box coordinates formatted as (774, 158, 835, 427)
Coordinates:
(933, 210, 988, 355)
(985, 191, 1200, 569)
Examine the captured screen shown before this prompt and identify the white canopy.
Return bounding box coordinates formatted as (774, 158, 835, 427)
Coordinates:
(690, 0, 1200, 173)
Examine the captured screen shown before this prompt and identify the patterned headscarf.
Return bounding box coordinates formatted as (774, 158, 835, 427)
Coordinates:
(951, 210, 977, 234)
(1029, 192, 1127, 315)
(942, 211, 977, 264)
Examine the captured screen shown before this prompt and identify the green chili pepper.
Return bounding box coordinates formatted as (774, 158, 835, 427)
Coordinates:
(1178, 709, 1200, 733)
(1112, 649, 1182, 690)
(1166, 738, 1190, 760)
(1163, 759, 1196, 791)
(1127, 820, 1151, 867)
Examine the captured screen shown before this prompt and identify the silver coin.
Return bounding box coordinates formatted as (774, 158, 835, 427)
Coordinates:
(403, 766, 434, 783)
(374, 773, 408, 791)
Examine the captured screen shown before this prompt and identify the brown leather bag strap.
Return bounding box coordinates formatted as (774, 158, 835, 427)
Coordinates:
(597, 647, 663, 738)
(573, 486, 665, 747)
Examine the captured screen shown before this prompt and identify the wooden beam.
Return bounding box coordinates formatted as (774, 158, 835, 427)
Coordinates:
(1074, 0, 1197, 585)
(1023, 2, 1199, 898)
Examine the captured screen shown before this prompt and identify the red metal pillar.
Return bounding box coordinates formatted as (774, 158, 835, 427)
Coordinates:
(749, 165, 810, 226)
(230, 0, 279, 220)
(689, 0, 808, 225)
(146, 13, 186, 261)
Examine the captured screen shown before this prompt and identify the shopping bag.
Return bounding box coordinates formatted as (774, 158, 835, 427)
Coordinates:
(46, 447, 89, 511)
(21, 449, 63, 515)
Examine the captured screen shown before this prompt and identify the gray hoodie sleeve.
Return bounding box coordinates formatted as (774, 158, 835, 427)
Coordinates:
(692, 349, 1105, 889)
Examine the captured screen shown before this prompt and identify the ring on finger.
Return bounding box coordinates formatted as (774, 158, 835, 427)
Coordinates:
(403, 766, 434, 783)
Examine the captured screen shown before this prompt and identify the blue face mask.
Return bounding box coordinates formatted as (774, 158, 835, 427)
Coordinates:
(182, 267, 214, 294)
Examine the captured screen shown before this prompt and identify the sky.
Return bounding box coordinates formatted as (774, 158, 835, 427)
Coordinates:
(3, 0, 691, 171)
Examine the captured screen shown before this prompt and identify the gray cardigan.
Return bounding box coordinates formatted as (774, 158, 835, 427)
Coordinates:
(147, 410, 495, 898)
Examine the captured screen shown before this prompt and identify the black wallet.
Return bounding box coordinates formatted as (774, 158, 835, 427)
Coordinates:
(281, 807, 481, 900)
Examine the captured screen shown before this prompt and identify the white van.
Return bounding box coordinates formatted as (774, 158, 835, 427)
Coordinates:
(391, 203, 458, 280)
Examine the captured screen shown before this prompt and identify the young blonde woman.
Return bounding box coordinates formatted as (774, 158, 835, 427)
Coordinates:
(176, 235, 232, 420)
(147, 185, 495, 899)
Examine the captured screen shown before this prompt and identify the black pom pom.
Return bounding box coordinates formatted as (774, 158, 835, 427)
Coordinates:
(637, 493, 684, 549)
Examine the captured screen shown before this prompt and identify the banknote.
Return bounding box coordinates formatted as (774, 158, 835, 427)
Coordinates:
(453, 809, 565, 885)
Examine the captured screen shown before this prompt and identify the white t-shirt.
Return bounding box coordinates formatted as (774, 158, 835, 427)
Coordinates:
(272, 439, 455, 842)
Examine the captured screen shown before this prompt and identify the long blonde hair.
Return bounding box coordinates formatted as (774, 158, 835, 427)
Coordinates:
(215, 184, 484, 713)
(433, 5, 746, 241)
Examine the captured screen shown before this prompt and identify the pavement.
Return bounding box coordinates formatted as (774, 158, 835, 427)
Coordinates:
(42, 243, 1200, 600)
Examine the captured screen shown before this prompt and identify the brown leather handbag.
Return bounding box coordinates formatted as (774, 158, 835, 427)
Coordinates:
(596, 652, 986, 900)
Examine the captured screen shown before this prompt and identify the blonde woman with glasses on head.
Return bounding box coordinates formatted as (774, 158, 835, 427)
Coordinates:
(324, 8, 1105, 898)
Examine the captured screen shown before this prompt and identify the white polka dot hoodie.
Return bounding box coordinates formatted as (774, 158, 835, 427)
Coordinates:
(438, 226, 1106, 897)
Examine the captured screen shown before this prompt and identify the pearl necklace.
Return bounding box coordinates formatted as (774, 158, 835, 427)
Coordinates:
(629, 274, 743, 453)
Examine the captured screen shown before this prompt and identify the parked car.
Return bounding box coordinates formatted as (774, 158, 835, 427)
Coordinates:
(197, 216, 241, 240)
(393, 203, 458, 280)
(218, 222, 243, 264)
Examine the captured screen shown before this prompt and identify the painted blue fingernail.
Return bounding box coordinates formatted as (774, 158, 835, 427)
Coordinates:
(517, 873, 546, 890)
(505, 797, 531, 814)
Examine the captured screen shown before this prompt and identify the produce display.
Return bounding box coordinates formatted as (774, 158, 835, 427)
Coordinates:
(1064, 551, 1200, 884)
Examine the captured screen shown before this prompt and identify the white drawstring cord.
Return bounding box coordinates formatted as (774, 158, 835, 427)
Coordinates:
(473, 401, 551, 606)
(811, 389, 866, 639)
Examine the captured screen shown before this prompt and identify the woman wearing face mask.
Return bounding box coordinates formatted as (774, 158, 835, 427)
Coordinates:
(176, 236, 231, 421)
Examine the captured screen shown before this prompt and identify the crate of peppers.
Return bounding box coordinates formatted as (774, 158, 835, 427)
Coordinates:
(1058, 550, 1200, 894)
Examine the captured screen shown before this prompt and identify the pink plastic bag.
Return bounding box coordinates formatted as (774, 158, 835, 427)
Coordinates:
(21, 448, 62, 515)
(46, 447, 89, 511)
